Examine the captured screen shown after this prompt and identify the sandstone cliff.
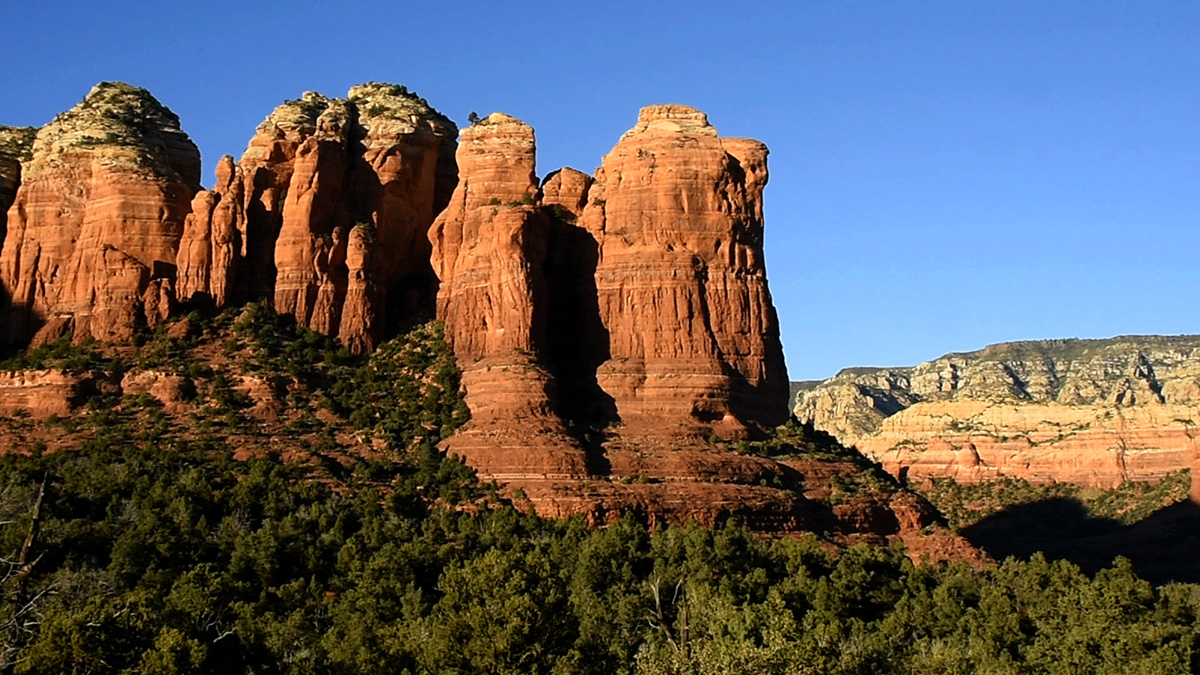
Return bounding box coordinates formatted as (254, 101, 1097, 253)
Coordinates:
(795, 336, 1200, 488)
(175, 84, 458, 353)
(581, 105, 788, 439)
(0, 83, 201, 346)
(428, 113, 589, 479)
(428, 107, 845, 539)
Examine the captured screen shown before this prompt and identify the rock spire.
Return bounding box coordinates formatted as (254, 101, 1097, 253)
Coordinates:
(429, 105, 793, 521)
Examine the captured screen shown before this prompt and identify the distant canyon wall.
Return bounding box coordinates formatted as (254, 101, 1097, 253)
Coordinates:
(795, 337, 1200, 488)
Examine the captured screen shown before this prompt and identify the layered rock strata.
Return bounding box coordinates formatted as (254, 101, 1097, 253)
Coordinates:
(581, 106, 788, 439)
(0, 83, 200, 345)
(175, 84, 458, 352)
(795, 336, 1200, 488)
(430, 106, 800, 530)
(0, 370, 90, 418)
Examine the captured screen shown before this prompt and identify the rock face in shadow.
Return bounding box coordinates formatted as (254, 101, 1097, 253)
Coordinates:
(0, 127, 36, 235)
(0, 83, 201, 346)
(961, 494, 1200, 584)
(175, 84, 457, 353)
(796, 336, 1200, 488)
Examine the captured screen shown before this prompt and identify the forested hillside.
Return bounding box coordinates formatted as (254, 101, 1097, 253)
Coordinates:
(0, 309, 1197, 674)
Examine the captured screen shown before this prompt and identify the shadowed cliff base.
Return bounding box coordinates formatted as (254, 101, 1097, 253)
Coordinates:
(962, 495, 1200, 584)
(0, 302, 45, 355)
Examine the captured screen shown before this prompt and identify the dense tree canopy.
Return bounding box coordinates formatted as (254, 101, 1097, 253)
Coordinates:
(2, 450, 1198, 673)
(0, 309, 1197, 674)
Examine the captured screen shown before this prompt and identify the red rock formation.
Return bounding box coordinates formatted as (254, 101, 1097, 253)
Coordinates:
(540, 167, 592, 215)
(429, 107, 807, 534)
(430, 113, 589, 479)
(120, 370, 194, 413)
(176, 156, 244, 306)
(431, 113, 540, 358)
(349, 84, 457, 312)
(0, 83, 200, 346)
(1, 85, 979, 557)
(174, 84, 457, 352)
(338, 224, 380, 354)
(0, 371, 88, 418)
(582, 105, 789, 440)
(272, 99, 353, 332)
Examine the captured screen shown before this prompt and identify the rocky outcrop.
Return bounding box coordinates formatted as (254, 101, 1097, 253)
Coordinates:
(176, 156, 243, 307)
(120, 370, 194, 412)
(581, 105, 788, 439)
(429, 113, 588, 479)
(175, 84, 457, 353)
(270, 96, 355, 336)
(795, 336, 1200, 488)
(429, 107, 803, 532)
(0, 83, 201, 346)
(0, 370, 89, 418)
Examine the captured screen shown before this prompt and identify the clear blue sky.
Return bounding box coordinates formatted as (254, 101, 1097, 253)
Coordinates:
(4, 1, 1198, 380)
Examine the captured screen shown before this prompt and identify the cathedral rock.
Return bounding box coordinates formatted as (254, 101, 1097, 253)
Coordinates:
(1, 83, 818, 528)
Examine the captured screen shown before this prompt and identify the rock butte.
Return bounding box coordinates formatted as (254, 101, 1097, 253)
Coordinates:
(795, 336, 1200, 489)
(429, 106, 804, 527)
(0, 81, 985, 558)
(1, 84, 199, 345)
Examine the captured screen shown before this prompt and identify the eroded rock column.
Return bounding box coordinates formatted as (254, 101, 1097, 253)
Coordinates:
(429, 113, 588, 478)
(582, 105, 789, 439)
(174, 84, 458, 353)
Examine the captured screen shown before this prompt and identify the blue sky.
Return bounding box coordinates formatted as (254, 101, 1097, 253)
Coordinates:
(4, 1, 1198, 380)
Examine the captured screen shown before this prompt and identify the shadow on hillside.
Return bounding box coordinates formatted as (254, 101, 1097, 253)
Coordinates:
(0, 303, 46, 357)
(962, 496, 1200, 584)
